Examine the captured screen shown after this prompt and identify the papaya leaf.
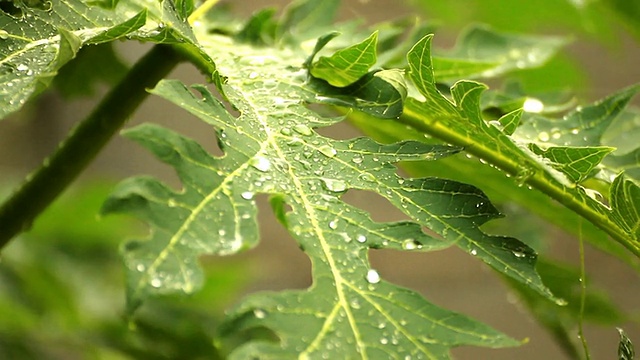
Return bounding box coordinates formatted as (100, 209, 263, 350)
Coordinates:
(0, 0, 215, 119)
(100, 6, 559, 356)
(401, 34, 640, 259)
(309, 31, 378, 87)
(433, 25, 568, 81)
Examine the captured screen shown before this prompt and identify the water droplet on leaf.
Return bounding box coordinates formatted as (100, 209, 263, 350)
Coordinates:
(538, 131, 550, 142)
(328, 220, 338, 229)
(293, 124, 313, 136)
(318, 145, 337, 158)
(366, 269, 381, 284)
(250, 156, 271, 172)
(356, 234, 367, 243)
(241, 191, 254, 200)
(322, 178, 347, 192)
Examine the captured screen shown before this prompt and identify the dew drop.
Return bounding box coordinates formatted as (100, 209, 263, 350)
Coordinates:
(402, 239, 422, 250)
(322, 178, 347, 192)
(241, 191, 254, 200)
(366, 269, 381, 284)
(218, 229, 226, 236)
(280, 128, 292, 136)
(512, 251, 526, 258)
(523, 97, 544, 113)
(250, 156, 271, 172)
(16, 63, 28, 72)
(253, 309, 267, 319)
(136, 264, 146, 272)
(318, 145, 337, 158)
(537, 131, 550, 142)
(328, 220, 339, 229)
(0, 30, 8, 40)
(380, 338, 389, 345)
(351, 155, 364, 164)
(356, 234, 367, 243)
(150, 278, 162, 288)
(570, 128, 579, 135)
(293, 124, 313, 136)
(470, 249, 478, 256)
(358, 173, 376, 182)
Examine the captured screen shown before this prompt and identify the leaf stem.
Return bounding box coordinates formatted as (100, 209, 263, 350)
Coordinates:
(0, 44, 182, 250)
(188, 0, 220, 24)
(400, 104, 640, 258)
(577, 218, 591, 360)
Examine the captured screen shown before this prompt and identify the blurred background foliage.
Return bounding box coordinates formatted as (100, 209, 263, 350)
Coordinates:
(0, 0, 639, 358)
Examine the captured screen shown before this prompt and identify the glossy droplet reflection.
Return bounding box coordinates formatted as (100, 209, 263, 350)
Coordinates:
(366, 269, 381, 284)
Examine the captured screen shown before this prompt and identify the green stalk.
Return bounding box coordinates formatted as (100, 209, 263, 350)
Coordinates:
(0, 44, 182, 250)
(400, 104, 640, 259)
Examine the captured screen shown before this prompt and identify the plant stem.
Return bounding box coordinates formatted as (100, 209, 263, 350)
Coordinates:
(400, 105, 640, 259)
(0, 44, 182, 250)
(577, 218, 591, 360)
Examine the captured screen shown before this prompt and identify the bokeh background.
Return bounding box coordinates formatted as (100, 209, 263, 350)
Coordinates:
(1, 0, 639, 359)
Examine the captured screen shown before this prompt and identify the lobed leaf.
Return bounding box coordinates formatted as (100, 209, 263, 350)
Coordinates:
(101, 6, 555, 356)
(0, 0, 215, 119)
(402, 34, 640, 258)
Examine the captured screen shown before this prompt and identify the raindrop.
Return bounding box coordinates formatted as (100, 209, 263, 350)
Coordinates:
(136, 264, 146, 272)
(523, 97, 544, 113)
(366, 269, 381, 284)
(218, 229, 226, 236)
(402, 239, 422, 250)
(470, 249, 478, 256)
(380, 338, 389, 345)
(150, 278, 162, 288)
(537, 131, 550, 142)
(0, 30, 8, 40)
(358, 173, 376, 182)
(318, 145, 337, 158)
(328, 220, 338, 229)
(322, 178, 347, 192)
(253, 309, 267, 319)
(551, 128, 562, 139)
(293, 124, 313, 136)
(280, 128, 292, 136)
(250, 156, 271, 172)
(512, 251, 526, 258)
(570, 128, 579, 135)
(351, 155, 364, 164)
(356, 234, 367, 243)
(241, 191, 254, 200)
(16, 63, 28, 72)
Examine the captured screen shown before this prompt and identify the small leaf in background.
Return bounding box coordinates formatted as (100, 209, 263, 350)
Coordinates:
(310, 31, 378, 87)
(433, 25, 568, 81)
(618, 327, 636, 360)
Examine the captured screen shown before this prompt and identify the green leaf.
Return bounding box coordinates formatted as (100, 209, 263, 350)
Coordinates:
(402, 34, 640, 259)
(310, 31, 378, 87)
(618, 328, 636, 360)
(0, 0, 215, 119)
(433, 25, 568, 81)
(611, 174, 640, 239)
(102, 14, 544, 355)
(529, 144, 615, 184)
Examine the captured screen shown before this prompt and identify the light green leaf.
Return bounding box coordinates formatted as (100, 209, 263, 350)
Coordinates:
(310, 31, 378, 87)
(529, 144, 615, 183)
(435, 25, 568, 80)
(515, 85, 640, 148)
(611, 174, 640, 239)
